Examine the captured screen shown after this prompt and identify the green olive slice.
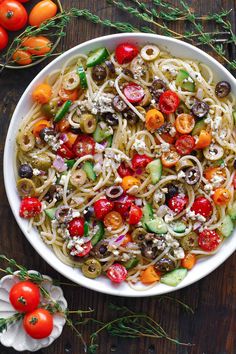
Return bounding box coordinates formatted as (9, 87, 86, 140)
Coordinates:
(180, 232, 198, 251)
(131, 227, 147, 243)
(17, 178, 36, 197)
(62, 71, 80, 91)
(31, 153, 51, 171)
(70, 169, 87, 187)
(80, 114, 97, 134)
(17, 131, 35, 152)
(82, 258, 102, 279)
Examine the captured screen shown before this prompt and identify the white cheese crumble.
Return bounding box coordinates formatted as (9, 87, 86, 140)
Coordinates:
(33, 168, 41, 176)
(132, 138, 147, 154)
(177, 170, 186, 179)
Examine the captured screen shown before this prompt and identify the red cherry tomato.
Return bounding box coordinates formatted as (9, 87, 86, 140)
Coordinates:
(107, 263, 127, 283)
(0, 25, 8, 50)
(233, 174, 236, 189)
(198, 229, 221, 251)
(0, 0, 28, 31)
(17, 0, 29, 2)
(71, 241, 92, 257)
(168, 194, 188, 213)
(115, 43, 139, 64)
(114, 195, 135, 217)
(68, 217, 85, 237)
(191, 196, 213, 218)
(175, 135, 195, 155)
(23, 308, 53, 339)
(19, 197, 42, 218)
(94, 198, 114, 219)
(123, 82, 145, 104)
(57, 143, 74, 159)
(131, 154, 153, 170)
(117, 162, 133, 177)
(128, 204, 143, 225)
(9, 281, 40, 313)
(159, 90, 180, 114)
(72, 134, 95, 158)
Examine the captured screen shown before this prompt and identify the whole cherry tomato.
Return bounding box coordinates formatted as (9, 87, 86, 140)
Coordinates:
(19, 197, 42, 218)
(175, 135, 195, 155)
(0, 25, 8, 50)
(117, 162, 133, 177)
(94, 198, 114, 219)
(123, 82, 145, 104)
(107, 263, 127, 283)
(191, 196, 212, 218)
(22, 36, 52, 56)
(12, 49, 32, 65)
(57, 143, 74, 159)
(72, 241, 92, 257)
(115, 43, 139, 64)
(131, 154, 153, 170)
(0, 0, 28, 31)
(128, 204, 143, 224)
(29, 0, 57, 27)
(198, 229, 221, 252)
(114, 195, 135, 217)
(159, 90, 180, 114)
(168, 194, 188, 213)
(68, 217, 85, 237)
(9, 281, 40, 313)
(23, 308, 53, 339)
(72, 135, 95, 158)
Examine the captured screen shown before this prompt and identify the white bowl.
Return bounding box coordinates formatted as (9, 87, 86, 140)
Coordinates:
(4, 33, 236, 297)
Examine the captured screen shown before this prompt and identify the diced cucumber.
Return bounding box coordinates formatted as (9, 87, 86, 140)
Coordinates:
(86, 47, 109, 67)
(228, 201, 236, 221)
(218, 215, 234, 237)
(176, 69, 195, 92)
(106, 135, 113, 147)
(191, 119, 206, 136)
(93, 125, 113, 143)
(146, 159, 162, 184)
(211, 159, 224, 167)
(66, 159, 76, 169)
(44, 207, 57, 220)
(84, 221, 89, 237)
(141, 203, 154, 228)
(83, 161, 96, 181)
(233, 111, 236, 125)
(91, 221, 105, 246)
(77, 65, 88, 88)
(123, 258, 139, 270)
(161, 268, 187, 287)
(146, 217, 168, 234)
(176, 102, 190, 114)
(170, 221, 186, 233)
(54, 100, 72, 122)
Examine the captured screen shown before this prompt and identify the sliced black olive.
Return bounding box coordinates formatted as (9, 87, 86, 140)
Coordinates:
(91, 240, 111, 258)
(18, 164, 33, 179)
(55, 206, 73, 224)
(131, 227, 147, 243)
(165, 184, 179, 201)
(233, 159, 236, 169)
(106, 186, 124, 200)
(113, 95, 128, 112)
(44, 184, 63, 203)
(39, 127, 56, 142)
(215, 81, 231, 98)
(122, 68, 134, 78)
(124, 110, 139, 125)
(141, 244, 158, 259)
(154, 257, 176, 273)
(185, 167, 200, 185)
(150, 79, 167, 100)
(83, 206, 94, 220)
(92, 65, 107, 82)
(105, 60, 115, 75)
(191, 101, 209, 118)
(101, 112, 119, 126)
(141, 234, 163, 259)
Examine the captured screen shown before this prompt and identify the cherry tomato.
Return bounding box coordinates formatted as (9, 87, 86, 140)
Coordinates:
(12, 50, 32, 65)
(22, 36, 52, 56)
(73, 135, 95, 158)
(168, 194, 188, 213)
(121, 176, 141, 191)
(161, 148, 180, 168)
(29, 0, 57, 27)
(68, 217, 85, 237)
(131, 154, 153, 170)
(159, 90, 180, 114)
(128, 204, 143, 225)
(19, 197, 42, 218)
(123, 82, 145, 104)
(191, 196, 213, 218)
(175, 135, 195, 155)
(0, 25, 8, 50)
(94, 198, 114, 219)
(72, 241, 92, 257)
(57, 143, 74, 159)
(58, 87, 79, 102)
(107, 263, 127, 283)
(0, 0, 27, 31)
(198, 229, 221, 252)
(23, 308, 53, 339)
(104, 211, 123, 230)
(9, 281, 40, 313)
(117, 162, 133, 177)
(115, 43, 139, 64)
(175, 113, 195, 134)
(233, 174, 236, 189)
(114, 195, 135, 217)
(213, 188, 231, 206)
(17, 0, 29, 2)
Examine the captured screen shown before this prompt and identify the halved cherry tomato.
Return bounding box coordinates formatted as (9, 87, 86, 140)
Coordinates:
(114, 195, 135, 217)
(213, 188, 231, 206)
(29, 0, 57, 27)
(9, 281, 40, 313)
(121, 233, 132, 246)
(68, 217, 85, 237)
(0, 25, 8, 51)
(19, 197, 42, 218)
(145, 109, 165, 132)
(32, 119, 51, 137)
(115, 43, 139, 64)
(72, 135, 95, 158)
(204, 167, 226, 184)
(22, 36, 52, 56)
(117, 162, 133, 177)
(104, 211, 123, 230)
(58, 87, 79, 102)
(161, 148, 180, 168)
(72, 241, 92, 257)
(159, 90, 180, 114)
(191, 196, 212, 217)
(128, 204, 143, 224)
(57, 143, 74, 159)
(123, 82, 145, 104)
(32, 83, 52, 104)
(56, 118, 71, 132)
(0, 0, 27, 31)
(195, 130, 211, 149)
(198, 229, 221, 251)
(12, 50, 32, 65)
(168, 194, 188, 213)
(131, 154, 153, 170)
(64, 132, 78, 149)
(94, 198, 114, 219)
(23, 308, 53, 339)
(107, 263, 127, 283)
(121, 176, 141, 191)
(175, 113, 195, 134)
(175, 135, 195, 155)
(181, 253, 196, 270)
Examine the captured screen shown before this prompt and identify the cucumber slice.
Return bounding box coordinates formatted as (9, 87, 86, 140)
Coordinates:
(170, 221, 186, 233)
(93, 125, 113, 143)
(106, 135, 113, 147)
(146, 217, 168, 234)
(233, 111, 236, 125)
(86, 47, 109, 67)
(191, 119, 206, 136)
(44, 207, 57, 220)
(176, 69, 195, 92)
(91, 221, 105, 246)
(218, 215, 234, 237)
(66, 159, 76, 169)
(176, 102, 190, 114)
(77, 66, 88, 88)
(146, 159, 162, 184)
(141, 203, 154, 228)
(83, 161, 96, 181)
(54, 100, 72, 122)
(161, 268, 187, 287)
(84, 221, 89, 237)
(228, 201, 236, 221)
(123, 258, 139, 270)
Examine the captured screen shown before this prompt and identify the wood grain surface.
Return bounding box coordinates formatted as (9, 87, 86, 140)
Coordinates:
(0, 1, 236, 353)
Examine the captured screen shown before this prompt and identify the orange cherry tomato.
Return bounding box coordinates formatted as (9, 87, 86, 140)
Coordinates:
(121, 233, 132, 246)
(195, 130, 211, 149)
(121, 176, 141, 191)
(155, 132, 176, 145)
(22, 36, 52, 56)
(29, 0, 57, 27)
(0, 0, 28, 31)
(213, 188, 231, 206)
(58, 87, 79, 102)
(161, 148, 180, 168)
(12, 50, 32, 65)
(32, 119, 51, 137)
(175, 113, 195, 134)
(0, 25, 8, 51)
(32, 83, 52, 104)
(104, 211, 123, 230)
(204, 167, 226, 184)
(181, 253, 196, 270)
(140, 265, 161, 284)
(55, 117, 71, 132)
(65, 132, 78, 149)
(145, 109, 164, 132)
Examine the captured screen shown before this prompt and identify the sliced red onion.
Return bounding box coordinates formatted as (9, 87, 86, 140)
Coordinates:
(115, 194, 128, 203)
(100, 140, 108, 147)
(193, 221, 202, 231)
(94, 153, 103, 163)
(59, 133, 68, 143)
(53, 155, 67, 172)
(108, 234, 125, 247)
(116, 234, 125, 243)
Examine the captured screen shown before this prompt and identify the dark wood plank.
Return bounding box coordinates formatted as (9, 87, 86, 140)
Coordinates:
(0, 1, 235, 354)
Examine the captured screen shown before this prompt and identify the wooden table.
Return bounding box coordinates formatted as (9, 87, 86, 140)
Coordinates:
(0, 1, 235, 353)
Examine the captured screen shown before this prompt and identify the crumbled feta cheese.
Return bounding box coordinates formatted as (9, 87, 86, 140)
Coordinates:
(33, 168, 41, 176)
(211, 174, 225, 187)
(153, 191, 164, 203)
(178, 170, 186, 179)
(160, 142, 170, 152)
(59, 174, 67, 186)
(162, 65, 177, 76)
(169, 126, 176, 137)
(213, 116, 222, 130)
(93, 163, 102, 176)
(112, 250, 119, 256)
(72, 210, 80, 218)
(114, 176, 122, 184)
(173, 247, 185, 259)
(132, 138, 147, 153)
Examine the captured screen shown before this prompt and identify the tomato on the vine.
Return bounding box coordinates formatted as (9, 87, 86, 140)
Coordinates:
(9, 281, 40, 313)
(0, 0, 28, 31)
(0, 25, 8, 51)
(94, 198, 114, 219)
(198, 229, 221, 252)
(107, 263, 127, 283)
(19, 197, 42, 218)
(23, 308, 53, 339)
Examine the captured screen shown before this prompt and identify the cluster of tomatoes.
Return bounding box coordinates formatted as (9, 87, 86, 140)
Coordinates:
(9, 280, 54, 339)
